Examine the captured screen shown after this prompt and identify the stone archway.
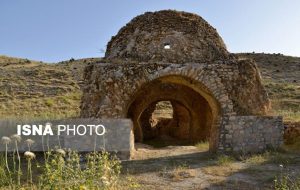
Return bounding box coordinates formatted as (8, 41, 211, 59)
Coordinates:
(80, 10, 283, 155)
(126, 75, 222, 152)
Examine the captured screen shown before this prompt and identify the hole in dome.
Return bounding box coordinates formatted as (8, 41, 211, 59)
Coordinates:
(164, 44, 171, 49)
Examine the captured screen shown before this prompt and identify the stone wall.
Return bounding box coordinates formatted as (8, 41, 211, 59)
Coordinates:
(0, 119, 134, 160)
(220, 116, 284, 153)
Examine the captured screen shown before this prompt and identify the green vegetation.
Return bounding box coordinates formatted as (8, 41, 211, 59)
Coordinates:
(274, 174, 300, 190)
(216, 155, 235, 166)
(0, 135, 122, 189)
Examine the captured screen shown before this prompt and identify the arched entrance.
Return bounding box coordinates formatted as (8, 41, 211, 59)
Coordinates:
(126, 75, 221, 152)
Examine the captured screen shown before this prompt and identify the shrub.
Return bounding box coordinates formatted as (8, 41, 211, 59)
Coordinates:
(0, 135, 122, 190)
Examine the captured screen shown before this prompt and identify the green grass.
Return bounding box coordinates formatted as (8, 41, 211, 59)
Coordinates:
(216, 155, 235, 166)
(244, 151, 295, 166)
(0, 148, 122, 189)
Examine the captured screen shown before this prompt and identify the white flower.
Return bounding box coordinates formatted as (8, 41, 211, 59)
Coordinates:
(103, 164, 112, 171)
(25, 139, 35, 146)
(56, 149, 66, 156)
(1, 136, 11, 144)
(10, 134, 22, 142)
(24, 151, 36, 160)
(279, 164, 283, 168)
(101, 176, 111, 186)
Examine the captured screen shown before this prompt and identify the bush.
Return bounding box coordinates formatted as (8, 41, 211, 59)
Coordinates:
(39, 150, 121, 189)
(0, 142, 121, 189)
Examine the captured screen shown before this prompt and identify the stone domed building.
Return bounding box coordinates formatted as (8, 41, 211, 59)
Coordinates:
(80, 10, 283, 153)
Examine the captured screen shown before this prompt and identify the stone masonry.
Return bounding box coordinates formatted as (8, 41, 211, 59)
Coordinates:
(80, 10, 283, 153)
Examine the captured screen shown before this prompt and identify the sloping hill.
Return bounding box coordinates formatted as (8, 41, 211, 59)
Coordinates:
(237, 53, 300, 122)
(0, 55, 101, 119)
(0, 53, 299, 121)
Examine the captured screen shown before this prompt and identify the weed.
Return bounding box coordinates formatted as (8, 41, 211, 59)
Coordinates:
(216, 155, 235, 166)
(195, 141, 209, 151)
(0, 135, 122, 189)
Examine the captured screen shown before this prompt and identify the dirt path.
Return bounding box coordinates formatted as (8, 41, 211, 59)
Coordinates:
(121, 144, 300, 190)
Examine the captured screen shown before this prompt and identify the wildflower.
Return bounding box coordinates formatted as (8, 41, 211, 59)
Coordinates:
(103, 164, 112, 171)
(56, 149, 66, 157)
(25, 151, 35, 184)
(11, 134, 22, 142)
(2, 136, 11, 173)
(24, 151, 36, 160)
(25, 139, 35, 146)
(279, 164, 283, 168)
(1, 136, 11, 144)
(101, 176, 111, 186)
(11, 134, 22, 185)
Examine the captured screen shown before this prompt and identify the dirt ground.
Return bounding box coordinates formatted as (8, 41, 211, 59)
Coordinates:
(121, 143, 300, 190)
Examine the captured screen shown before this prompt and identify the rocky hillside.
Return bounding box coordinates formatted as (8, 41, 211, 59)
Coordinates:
(0, 53, 299, 121)
(237, 53, 300, 122)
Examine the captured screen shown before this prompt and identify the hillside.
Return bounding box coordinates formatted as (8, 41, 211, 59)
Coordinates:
(0, 55, 101, 119)
(237, 53, 300, 122)
(0, 53, 299, 122)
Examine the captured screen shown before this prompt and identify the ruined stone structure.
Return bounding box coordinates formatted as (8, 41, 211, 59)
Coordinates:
(80, 10, 283, 153)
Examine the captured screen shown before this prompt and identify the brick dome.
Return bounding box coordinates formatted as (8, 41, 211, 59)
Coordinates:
(105, 10, 230, 63)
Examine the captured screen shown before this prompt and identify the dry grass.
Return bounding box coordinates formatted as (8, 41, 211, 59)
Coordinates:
(201, 155, 239, 177)
(0, 56, 94, 119)
(0, 92, 82, 119)
(283, 137, 300, 153)
(159, 164, 196, 181)
(238, 53, 300, 122)
(202, 164, 242, 177)
(195, 141, 209, 151)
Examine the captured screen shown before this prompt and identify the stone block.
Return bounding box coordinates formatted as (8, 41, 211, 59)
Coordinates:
(0, 119, 134, 160)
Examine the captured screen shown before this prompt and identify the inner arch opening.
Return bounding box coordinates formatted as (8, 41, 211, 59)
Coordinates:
(126, 75, 221, 151)
(139, 100, 193, 147)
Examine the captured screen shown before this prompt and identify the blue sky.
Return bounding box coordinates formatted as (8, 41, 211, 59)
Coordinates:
(0, 0, 299, 62)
